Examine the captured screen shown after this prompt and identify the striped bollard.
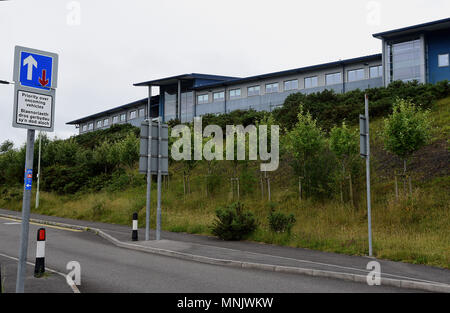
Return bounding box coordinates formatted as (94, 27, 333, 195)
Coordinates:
(132, 212, 138, 241)
(34, 228, 46, 277)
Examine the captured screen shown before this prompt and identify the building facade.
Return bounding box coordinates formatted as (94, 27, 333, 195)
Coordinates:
(68, 18, 450, 134)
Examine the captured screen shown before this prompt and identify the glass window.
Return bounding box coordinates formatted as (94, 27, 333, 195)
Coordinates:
(229, 88, 241, 98)
(139, 108, 145, 117)
(82, 125, 87, 132)
(284, 79, 298, 91)
(265, 83, 279, 93)
(88, 123, 93, 130)
(96, 120, 102, 128)
(348, 69, 365, 82)
(438, 54, 449, 67)
(164, 91, 177, 121)
(103, 118, 109, 126)
(213, 91, 225, 102)
(120, 113, 126, 122)
(180, 91, 194, 123)
(304, 76, 318, 89)
(197, 94, 209, 104)
(247, 85, 260, 97)
(370, 65, 383, 78)
(113, 116, 118, 124)
(130, 110, 137, 119)
(325, 72, 342, 85)
(389, 39, 423, 83)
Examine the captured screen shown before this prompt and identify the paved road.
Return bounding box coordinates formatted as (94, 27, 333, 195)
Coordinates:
(0, 216, 416, 293)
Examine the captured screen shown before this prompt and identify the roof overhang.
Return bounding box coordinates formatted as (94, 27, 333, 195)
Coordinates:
(66, 97, 155, 125)
(192, 54, 382, 90)
(373, 17, 450, 40)
(133, 73, 239, 87)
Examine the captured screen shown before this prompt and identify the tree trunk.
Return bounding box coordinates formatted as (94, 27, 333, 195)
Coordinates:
(260, 173, 264, 200)
(394, 174, 399, 200)
(267, 176, 271, 202)
(349, 174, 354, 207)
(299, 176, 302, 202)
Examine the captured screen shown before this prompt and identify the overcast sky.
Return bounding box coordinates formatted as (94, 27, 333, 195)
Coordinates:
(1, 0, 449, 146)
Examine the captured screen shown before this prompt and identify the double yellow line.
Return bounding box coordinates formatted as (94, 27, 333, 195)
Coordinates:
(0, 216, 82, 232)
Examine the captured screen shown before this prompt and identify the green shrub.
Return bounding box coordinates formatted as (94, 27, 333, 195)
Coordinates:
(211, 202, 257, 241)
(268, 210, 296, 233)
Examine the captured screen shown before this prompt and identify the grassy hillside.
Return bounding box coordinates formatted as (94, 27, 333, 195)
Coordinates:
(1, 95, 449, 269)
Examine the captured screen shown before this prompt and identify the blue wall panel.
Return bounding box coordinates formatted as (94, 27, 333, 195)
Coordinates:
(427, 30, 450, 84)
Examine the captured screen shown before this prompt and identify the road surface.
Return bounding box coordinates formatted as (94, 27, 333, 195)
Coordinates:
(0, 216, 416, 293)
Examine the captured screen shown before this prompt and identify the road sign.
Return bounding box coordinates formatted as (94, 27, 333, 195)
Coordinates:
(24, 169, 33, 191)
(14, 46, 58, 90)
(12, 46, 58, 132)
(13, 46, 58, 293)
(139, 121, 169, 175)
(360, 114, 368, 157)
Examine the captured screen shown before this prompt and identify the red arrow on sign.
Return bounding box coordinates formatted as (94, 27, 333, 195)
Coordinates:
(39, 69, 49, 87)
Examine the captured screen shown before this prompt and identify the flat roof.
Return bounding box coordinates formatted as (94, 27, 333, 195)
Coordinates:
(133, 73, 239, 87)
(192, 54, 382, 90)
(66, 97, 154, 125)
(373, 17, 450, 39)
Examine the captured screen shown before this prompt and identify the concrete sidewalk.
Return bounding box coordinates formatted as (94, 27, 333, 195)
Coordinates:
(0, 254, 73, 293)
(1, 208, 449, 292)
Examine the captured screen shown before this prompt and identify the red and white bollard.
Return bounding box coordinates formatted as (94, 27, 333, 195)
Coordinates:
(34, 228, 46, 277)
(132, 212, 138, 241)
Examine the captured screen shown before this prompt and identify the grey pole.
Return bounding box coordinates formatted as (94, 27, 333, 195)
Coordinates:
(365, 94, 373, 257)
(156, 118, 162, 240)
(145, 86, 152, 241)
(35, 132, 42, 208)
(177, 80, 181, 121)
(16, 129, 36, 293)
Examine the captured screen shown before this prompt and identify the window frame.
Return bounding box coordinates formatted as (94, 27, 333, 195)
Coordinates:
(197, 94, 209, 104)
(247, 85, 261, 97)
(103, 118, 109, 126)
(325, 72, 342, 86)
(304, 76, 318, 89)
(369, 65, 383, 78)
(348, 68, 365, 82)
(284, 79, 299, 91)
(129, 110, 137, 120)
(96, 120, 102, 129)
(438, 53, 449, 67)
(82, 125, 87, 132)
(265, 82, 279, 94)
(229, 88, 241, 99)
(139, 108, 145, 117)
(112, 116, 118, 124)
(213, 91, 225, 102)
(88, 123, 94, 130)
(120, 113, 126, 122)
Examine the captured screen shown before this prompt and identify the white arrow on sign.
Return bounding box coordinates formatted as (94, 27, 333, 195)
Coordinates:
(23, 55, 37, 80)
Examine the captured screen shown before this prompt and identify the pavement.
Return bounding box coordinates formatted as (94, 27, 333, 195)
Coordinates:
(0, 254, 72, 293)
(0, 208, 449, 293)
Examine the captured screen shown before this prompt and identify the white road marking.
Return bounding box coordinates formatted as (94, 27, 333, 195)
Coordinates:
(3, 222, 21, 225)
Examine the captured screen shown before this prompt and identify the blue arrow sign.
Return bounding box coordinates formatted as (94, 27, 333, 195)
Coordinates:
(19, 51, 53, 90)
(24, 169, 33, 190)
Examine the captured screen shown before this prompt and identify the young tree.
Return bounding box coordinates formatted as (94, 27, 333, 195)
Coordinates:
(382, 98, 431, 193)
(285, 106, 326, 200)
(329, 122, 359, 206)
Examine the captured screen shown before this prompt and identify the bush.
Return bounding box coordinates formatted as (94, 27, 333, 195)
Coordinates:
(268, 210, 296, 233)
(211, 202, 257, 240)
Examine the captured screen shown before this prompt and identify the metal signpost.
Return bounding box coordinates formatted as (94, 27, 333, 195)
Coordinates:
(360, 94, 373, 257)
(12, 46, 58, 293)
(139, 119, 169, 241)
